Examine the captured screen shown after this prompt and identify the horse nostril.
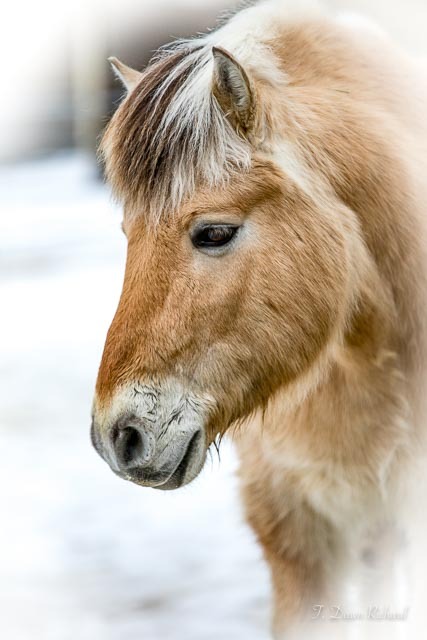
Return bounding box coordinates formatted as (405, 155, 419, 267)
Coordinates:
(121, 427, 143, 464)
(112, 424, 154, 469)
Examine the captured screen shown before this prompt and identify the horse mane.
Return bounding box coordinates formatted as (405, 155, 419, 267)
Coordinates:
(98, 0, 317, 222)
(100, 40, 253, 222)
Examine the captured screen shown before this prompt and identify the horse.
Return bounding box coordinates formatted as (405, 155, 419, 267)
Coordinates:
(91, 0, 427, 635)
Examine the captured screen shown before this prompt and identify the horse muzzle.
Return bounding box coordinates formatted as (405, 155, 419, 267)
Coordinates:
(91, 383, 209, 490)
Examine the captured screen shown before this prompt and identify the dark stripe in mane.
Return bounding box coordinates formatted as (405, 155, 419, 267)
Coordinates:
(100, 41, 251, 221)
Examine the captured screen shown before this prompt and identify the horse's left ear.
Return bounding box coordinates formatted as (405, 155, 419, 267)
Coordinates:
(212, 47, 255, 134)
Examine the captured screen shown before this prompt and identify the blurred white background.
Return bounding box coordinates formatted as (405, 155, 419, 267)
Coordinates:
(1, 1, 427, 639)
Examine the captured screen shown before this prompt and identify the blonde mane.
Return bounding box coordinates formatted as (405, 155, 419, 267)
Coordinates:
(100, 0, 321, 221)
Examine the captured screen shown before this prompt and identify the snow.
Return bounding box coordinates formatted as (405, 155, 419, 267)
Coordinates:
(0, 154, 270, 640)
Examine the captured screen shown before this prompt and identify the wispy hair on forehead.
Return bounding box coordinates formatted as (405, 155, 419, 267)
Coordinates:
(100, 39, 253, 222)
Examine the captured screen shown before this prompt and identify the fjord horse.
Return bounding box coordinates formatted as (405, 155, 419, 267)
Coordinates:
(91, 1, 427, 635)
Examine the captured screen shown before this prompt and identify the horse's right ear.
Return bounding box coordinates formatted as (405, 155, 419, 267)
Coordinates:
(212, 47, 255, 135)
(108, 57, 142, 92)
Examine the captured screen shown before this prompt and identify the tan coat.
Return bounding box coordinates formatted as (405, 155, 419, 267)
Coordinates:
(92, 4, 427, 635)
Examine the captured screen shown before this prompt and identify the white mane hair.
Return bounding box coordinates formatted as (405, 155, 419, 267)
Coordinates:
(100, 0, 323, 222)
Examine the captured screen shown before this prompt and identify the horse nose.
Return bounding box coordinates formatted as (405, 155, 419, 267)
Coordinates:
(111, 419, 156, 470)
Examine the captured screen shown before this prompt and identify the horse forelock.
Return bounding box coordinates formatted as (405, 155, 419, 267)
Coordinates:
(100, 39, 254, 223)
(99, 0, 327, 222)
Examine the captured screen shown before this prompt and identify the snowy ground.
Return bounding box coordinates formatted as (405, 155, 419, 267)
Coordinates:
(0, 155, 270, 640)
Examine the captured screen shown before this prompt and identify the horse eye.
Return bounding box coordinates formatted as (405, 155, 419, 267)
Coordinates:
(191, 225, 239, 250)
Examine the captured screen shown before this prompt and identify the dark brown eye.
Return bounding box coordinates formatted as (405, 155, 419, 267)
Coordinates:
(191, 225, 239, 250)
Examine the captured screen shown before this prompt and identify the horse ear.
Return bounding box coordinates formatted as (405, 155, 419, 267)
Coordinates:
(108, 57, 142, 92)
(212, 46, 255, 134)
